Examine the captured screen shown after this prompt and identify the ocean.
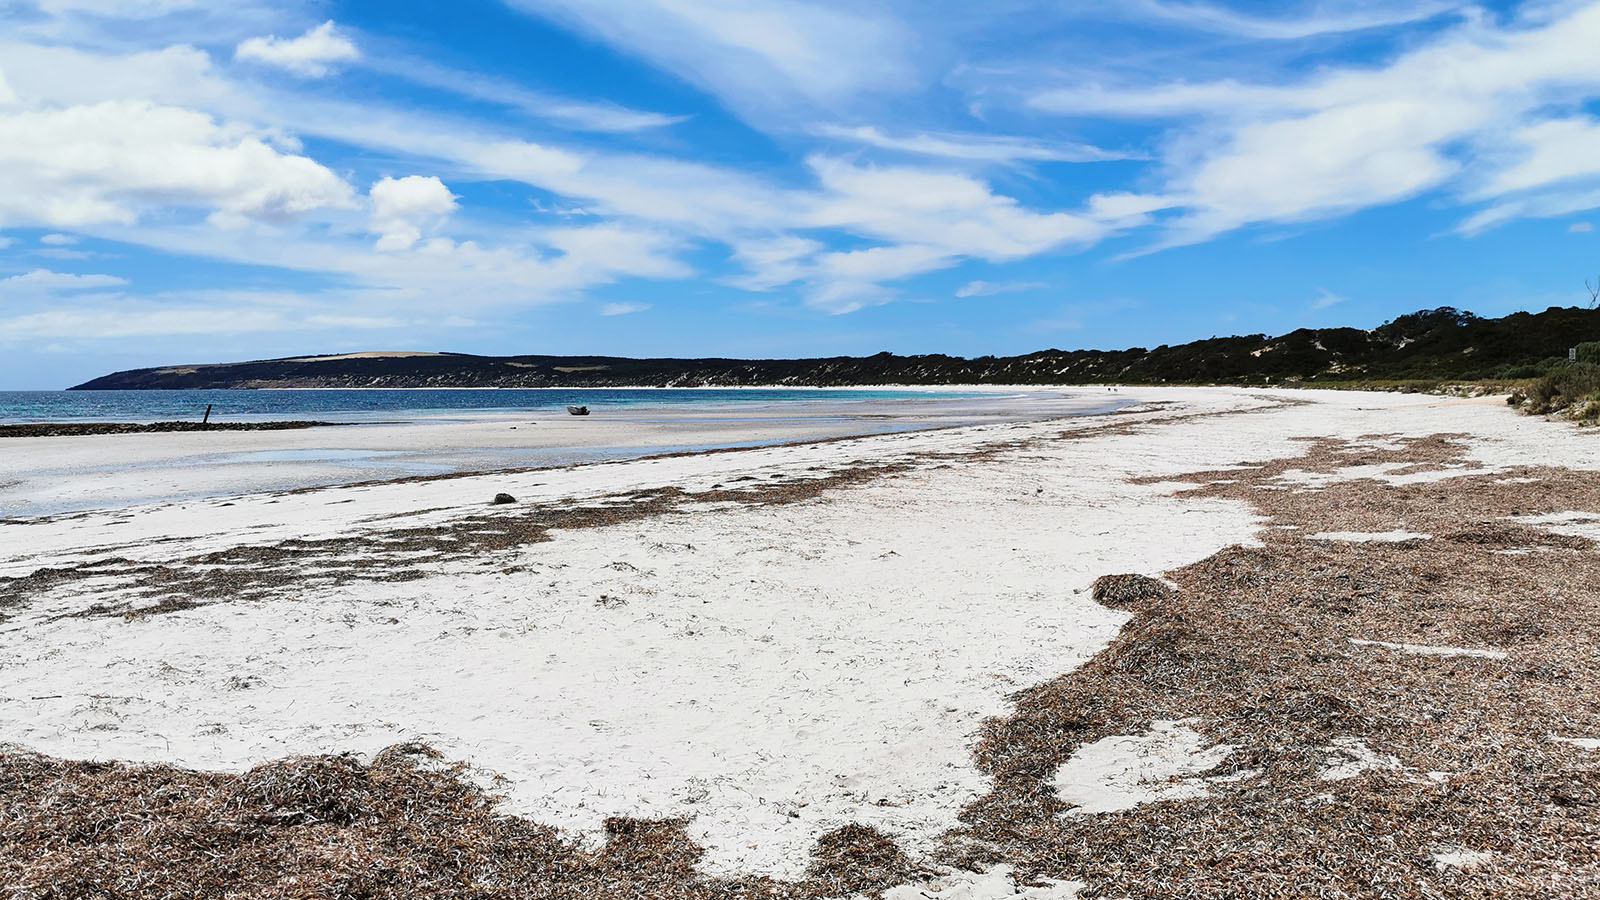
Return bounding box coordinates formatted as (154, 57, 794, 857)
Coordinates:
(0, 388, 974, 424)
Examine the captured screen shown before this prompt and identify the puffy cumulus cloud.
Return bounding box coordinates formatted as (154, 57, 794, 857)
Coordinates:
(369, 176, 458, 251)
(0, 100, 354, 228)
(0, 43, 225, 110)
(235, 21, 359, 78)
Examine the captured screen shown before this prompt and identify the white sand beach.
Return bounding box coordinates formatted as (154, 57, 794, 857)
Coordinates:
(3, 386, 1597, 891)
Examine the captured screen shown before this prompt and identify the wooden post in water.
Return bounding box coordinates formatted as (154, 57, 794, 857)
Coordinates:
(202, 404, 213, 425)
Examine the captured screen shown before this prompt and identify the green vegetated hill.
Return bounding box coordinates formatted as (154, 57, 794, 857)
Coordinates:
(71, 306, 1600, 391)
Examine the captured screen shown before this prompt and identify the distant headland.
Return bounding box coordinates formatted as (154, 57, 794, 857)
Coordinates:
(70, 306, 1600, 391)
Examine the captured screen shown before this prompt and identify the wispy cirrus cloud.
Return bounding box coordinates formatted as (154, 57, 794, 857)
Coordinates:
(0, 268, 128, 292)
(499, 0, 918, 119)
(811, 124, 1138, 164)
(1120, 0, 1463, 39)
(1030, 2, 1600, 248)
(955, 280, 1047, 298)
(1311, 288, 1344, 309)
(355, 52, 689, 133)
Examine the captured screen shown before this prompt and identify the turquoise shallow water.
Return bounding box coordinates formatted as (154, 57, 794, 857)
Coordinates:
(0, 388, 974, 424)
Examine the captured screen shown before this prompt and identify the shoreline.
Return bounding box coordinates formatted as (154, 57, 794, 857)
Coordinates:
(0, 388, 1130, 518)
(3, 386, 1596, 896)
(0, 420, 344, 439)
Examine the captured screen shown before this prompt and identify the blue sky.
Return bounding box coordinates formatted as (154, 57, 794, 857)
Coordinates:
(1, 0, 1598, 388)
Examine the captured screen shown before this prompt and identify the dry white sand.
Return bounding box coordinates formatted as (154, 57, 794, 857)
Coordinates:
(2, 386, 1595, 883)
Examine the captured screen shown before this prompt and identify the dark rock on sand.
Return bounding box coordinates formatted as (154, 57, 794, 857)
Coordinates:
(492, 493, 517, 505)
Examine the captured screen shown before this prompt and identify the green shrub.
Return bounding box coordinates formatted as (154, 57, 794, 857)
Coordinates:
(1576, 341, 1600, 364)
(1523, 361, 1600, 415)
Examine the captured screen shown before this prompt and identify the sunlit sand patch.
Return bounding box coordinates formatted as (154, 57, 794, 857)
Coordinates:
(1308, 529, 1429, 542)
(882, 865, 1084, 899)
(1348, 638, 1508, 660)
(1317, 737, 1402, 781)
(1509, 510, 1600, 542)
(1051, 720, 1235, 814)
(1430, 847, 1494, 870)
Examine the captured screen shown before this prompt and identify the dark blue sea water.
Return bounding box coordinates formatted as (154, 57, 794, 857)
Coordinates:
(0, 388, 973, 424)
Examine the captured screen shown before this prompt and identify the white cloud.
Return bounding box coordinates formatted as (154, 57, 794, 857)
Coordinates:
(0, 305, 274, 340)
(236, 21, 359, 78)
(806, 156, 1104, 260)
(0, 268, 128, 292)
(1478, 116, 1600, 197)
(955, 280, 1046, 298)
(39, 233, 80, 246)
(600, 301, 650, 315)
(1031, 2, 1600, 246)
(35, 247, 97, 260)
(0, 100, 354, 228)
(812, 124, 1135, 163)
(369, 175, 458, 251)
(724, 236, 823, 291)
(0, 42, 228, 110)
(1311, 288, 1344, 309)
(0, 32, 1108, 315)
(502, 0, 916, 118)
(1124, 0, 1461, 40)
(1029, 80, 1291, 119)
(713, 158, 1106, 312)
(305, 314, 405, 329)
(34, 0, 201, 16)
(0, 287, 452, 342)
(805, 243, 955, 312)
(358, 54, 687, 133)
(1572, 221, 1595, 232)
(1457, 186, 1600, 235)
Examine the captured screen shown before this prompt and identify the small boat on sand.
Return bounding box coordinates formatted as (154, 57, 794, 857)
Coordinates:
(566, 405, 590, 416)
